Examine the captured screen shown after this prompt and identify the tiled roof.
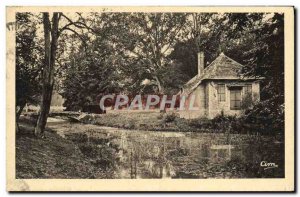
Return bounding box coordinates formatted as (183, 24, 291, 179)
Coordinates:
(180, 53, 256, 96)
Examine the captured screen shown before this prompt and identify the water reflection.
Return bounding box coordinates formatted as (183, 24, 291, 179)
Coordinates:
(48, 122, 284, 179)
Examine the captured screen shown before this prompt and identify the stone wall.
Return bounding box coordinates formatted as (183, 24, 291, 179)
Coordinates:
(180, 80, 261, 119)
(207, 80, 260, 118)
(179, 84, 207, 119)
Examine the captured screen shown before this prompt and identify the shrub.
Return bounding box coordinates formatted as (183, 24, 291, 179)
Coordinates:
(188, 118, 211, 129)
(241, 92, 255, 111)
(162, 112, 177, 123)
(210, 114, 237, 132)
(157, 113, 164, 120)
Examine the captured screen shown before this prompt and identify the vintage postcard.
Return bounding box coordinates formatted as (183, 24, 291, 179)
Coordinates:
(6, 6, 294, 192)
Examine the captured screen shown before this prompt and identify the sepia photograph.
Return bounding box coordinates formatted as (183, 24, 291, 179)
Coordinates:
(6, 6, 294, 192)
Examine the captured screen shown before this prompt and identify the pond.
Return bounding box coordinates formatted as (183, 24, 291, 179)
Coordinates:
(47, 120, 284, 179)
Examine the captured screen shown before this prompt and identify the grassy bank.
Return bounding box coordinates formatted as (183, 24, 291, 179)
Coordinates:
(16, 119, 116, 179)
(74, 111, 281, 135)
(75, 111, 210, 132)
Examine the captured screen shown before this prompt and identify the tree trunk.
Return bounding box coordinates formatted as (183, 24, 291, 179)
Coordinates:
(192, 13, 202, 52)
(154, 76, 164, 94)
(34, 13, 59, 136)
(16, 102, 26, 122)
(16, 102, 26, 133)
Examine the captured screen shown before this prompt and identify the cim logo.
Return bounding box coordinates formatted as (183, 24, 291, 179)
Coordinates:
(260, 161, 278, 170)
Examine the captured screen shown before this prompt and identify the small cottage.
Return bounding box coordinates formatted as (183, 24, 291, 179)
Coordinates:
(179, 52, 262, 119)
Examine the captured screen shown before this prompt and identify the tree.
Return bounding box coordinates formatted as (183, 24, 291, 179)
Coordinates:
(61, 35, 122, 110)
(170, 13, 265, 79)
(242, 13, 285, 133)
(169, 13, 234, 81)
(16, 13, 43, 131)
(242, 13, 284, 101)
(33, 12, 107, 135)
(34, 13, 60, 136)
(110, 13, 190, 93)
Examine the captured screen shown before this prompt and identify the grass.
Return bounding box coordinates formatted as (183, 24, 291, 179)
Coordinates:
(73, 111, 244, 134)
(75, 111, 201, 132)
(71, 111, 283, 136)
(16, 119, 114, 179)
(96, 112, 168, 130)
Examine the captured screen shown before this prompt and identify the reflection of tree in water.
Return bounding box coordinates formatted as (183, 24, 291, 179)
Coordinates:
(63, 126, 284, 179)
(64, 131, 121, 178)
(46, 122, 284, 179)
(125, 135, 177, 179)
(123, 133, 238, 179)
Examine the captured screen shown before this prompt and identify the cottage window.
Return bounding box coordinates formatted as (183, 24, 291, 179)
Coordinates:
(230, 89, 241, 110)
(244, 84, 252, 94)
(217, 84, 225, 102)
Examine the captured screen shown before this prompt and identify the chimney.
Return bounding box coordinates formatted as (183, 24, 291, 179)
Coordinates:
(197, 51, 204, 76)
